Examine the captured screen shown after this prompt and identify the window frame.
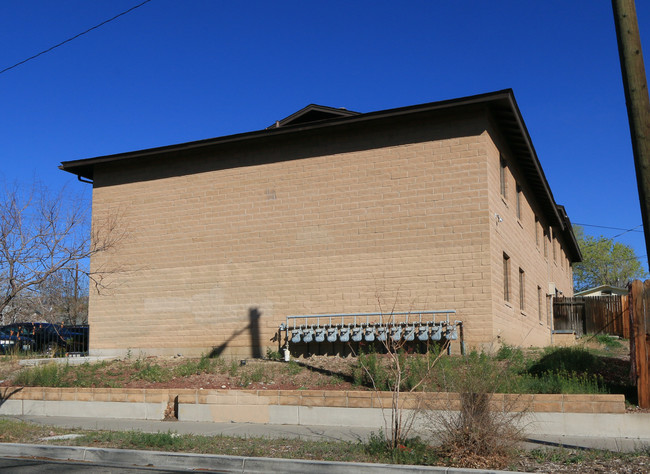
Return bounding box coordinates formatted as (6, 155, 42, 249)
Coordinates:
(500, 157, 507, 199)
(519, 268, 525, 311)
(503, 253, 511, 302)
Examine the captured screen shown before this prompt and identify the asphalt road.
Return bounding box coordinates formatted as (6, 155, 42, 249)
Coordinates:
(0, 457, 226, 473)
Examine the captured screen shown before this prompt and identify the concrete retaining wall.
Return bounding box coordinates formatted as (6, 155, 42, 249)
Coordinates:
(1, 387, 647, 440)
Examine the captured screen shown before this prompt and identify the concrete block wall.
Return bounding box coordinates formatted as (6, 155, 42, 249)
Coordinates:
(89, 113, 497, 357)
(484, 121, 574, 348)
(87, 107, 576, 356)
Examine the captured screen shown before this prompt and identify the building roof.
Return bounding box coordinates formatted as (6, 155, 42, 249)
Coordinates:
(574, 285, 628, 297)
(59, 89, 582, 262)
(266, 103, 360, 128)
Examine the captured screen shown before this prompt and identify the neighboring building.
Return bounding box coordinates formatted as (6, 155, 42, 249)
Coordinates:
(60, 89, 581, 358)
(574, 285, 628, 297)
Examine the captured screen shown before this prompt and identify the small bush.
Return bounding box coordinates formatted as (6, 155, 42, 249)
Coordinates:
(518, 371, 606, 395)
(365, 431, 437, 465)
(13, 362, 68, 387)
(131, 361, 172, 383)
(429, 350, 526, 470)
(266, 349, 282, 361)
(174, 355, 218, 378)
(286, 360, 302, 376)
(125, 431, 180, 449)
(250, 366, 265, 383)
(353, 352, 389, 390)
(594, 334, 623, 349)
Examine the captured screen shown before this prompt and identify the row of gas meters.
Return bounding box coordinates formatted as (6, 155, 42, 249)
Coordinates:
(280, 322, 458, 344)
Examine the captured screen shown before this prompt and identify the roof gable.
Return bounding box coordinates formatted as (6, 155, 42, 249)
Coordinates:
(268, 104, 360, 129)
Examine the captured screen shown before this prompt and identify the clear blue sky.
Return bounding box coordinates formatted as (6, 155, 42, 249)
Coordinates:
(1, 1, 649, 269)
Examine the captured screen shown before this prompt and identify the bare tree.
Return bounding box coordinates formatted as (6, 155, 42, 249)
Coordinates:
(352, 293, 450, 450)
(30, 266, 89, 325)
(0, 182, 123, 325)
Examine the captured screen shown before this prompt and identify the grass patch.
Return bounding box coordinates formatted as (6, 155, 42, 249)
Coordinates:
(13, 362, 70, 387)
(594, 334, 624, 349)
(349, 345, 615, 396)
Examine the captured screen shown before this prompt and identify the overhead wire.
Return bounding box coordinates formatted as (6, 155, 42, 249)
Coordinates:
(573, 223, 643, 233)
(574, 223, 646, 264)
(0, 0, 153, 76)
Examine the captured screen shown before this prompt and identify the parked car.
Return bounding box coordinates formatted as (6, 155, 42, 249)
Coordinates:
(0, 323, 88, 354)
(0, 328, 34, 353)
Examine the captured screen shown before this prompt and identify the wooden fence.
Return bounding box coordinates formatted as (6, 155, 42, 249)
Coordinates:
(628, 280, 650, 408)
(553, 296, 629, 338)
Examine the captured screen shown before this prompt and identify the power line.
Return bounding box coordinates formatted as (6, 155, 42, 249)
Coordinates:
(613, 224, 644, 239)
(0, 0, 153, 76)
(573, 222, 644, 233)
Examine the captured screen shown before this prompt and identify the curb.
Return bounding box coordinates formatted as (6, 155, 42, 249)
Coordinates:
(0, 443, 523, 473)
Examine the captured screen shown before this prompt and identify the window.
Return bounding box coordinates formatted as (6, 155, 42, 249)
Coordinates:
(535, 217, 540, 246)
(500, 157, 507, 198)
(503, 253, 511, 302)
(543, 229, 549, 257)
(537, 286, 543, 323)
(552, 231, 557, 262)
(516, 185, 522, 220)
(519, 268, 525, 311)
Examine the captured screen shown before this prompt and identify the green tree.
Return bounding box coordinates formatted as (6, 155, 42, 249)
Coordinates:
(573, 226, 647, 292)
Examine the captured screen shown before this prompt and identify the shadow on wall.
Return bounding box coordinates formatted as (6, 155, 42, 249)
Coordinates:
(209, 307, 262, 358)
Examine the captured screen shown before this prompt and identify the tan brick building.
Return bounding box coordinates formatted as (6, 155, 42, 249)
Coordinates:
(61, 90, 581, 358)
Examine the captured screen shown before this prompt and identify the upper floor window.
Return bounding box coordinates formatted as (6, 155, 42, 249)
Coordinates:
(543, 229, 549, 257)
(535, 216, 540, 246)
(503, 253, 511, 302)
(552, 231, 557, 262)
(500, 157, 507, 199)
(516, 185, 522, 220)
(519, 268, 525, 311)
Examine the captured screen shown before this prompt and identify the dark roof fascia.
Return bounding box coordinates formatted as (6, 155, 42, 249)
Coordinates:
(557, 205, 583, 262)
(59, 89, 517, 179)
(487, 93, 563, 230)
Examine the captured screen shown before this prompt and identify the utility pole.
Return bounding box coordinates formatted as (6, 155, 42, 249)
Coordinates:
(612, 0, 650, 271)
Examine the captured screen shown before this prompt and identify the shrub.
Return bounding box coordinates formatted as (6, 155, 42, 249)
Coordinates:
(353, 352, 389, 390)
(174, 355, 219, 378)
(131, 361, 172, 383)
(14, 362, 69, 387)
(594, 334, 623, 349)
(428, 350, 527, 470)
(265, 348, 282, 361)
(365, 431, 437, 465)
(286, 360, 302, 376)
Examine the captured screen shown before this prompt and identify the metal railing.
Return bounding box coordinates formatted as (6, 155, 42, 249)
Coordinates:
(0, 323, 89, 357)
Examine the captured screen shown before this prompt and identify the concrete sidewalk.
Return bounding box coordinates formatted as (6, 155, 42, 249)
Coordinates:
(5, 414, 374, 442)
(4, 414, 650, 453)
